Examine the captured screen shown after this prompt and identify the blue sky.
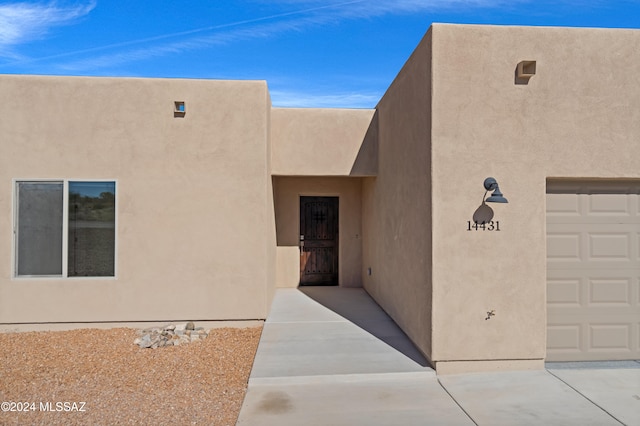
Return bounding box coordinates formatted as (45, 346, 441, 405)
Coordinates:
(1, 1, 639, 108)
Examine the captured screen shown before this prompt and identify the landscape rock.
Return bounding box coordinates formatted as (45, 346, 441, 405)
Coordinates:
(134, 323, 208, 348)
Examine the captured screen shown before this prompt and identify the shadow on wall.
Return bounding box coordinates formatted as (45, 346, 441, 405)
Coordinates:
(299, 286, 431, 367)
(473, 203, 494, 223)
(350, 110, 378, 176)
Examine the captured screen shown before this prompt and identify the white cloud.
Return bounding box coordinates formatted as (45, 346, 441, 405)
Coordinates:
(50, 0, 522, 71)
(252, 0, 516, 18)
(53, 16, 315, 71)
(6, 0, 530, 107)
(0, 1, 95, 52)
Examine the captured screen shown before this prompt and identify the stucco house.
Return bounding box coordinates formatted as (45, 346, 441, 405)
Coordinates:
(1, 24, 638, 374)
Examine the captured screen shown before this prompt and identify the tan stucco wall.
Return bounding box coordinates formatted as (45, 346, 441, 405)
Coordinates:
(363, 24, 640, 373)
(273, 177, 362, 288)
(429, 24, 640, 371)
(0, 75, 274, 324)
(3, 25, 638, 372)
(265, 94, 278, 313)
(271, 108, 377, 176)
(362, 29, 434, 360)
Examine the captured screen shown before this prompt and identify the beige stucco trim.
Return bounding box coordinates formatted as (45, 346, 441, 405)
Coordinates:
(435, 359, 545, 375)
(271, 108, 377, 176)
(0, 320, 264, 333)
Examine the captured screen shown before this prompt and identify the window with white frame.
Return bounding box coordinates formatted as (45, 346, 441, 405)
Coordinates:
(15, 180, 116, 277)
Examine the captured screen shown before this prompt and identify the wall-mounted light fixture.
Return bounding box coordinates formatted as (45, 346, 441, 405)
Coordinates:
(483, 177, 508, 203)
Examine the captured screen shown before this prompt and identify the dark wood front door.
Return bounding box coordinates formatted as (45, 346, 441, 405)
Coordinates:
(299, 196, 338, 286)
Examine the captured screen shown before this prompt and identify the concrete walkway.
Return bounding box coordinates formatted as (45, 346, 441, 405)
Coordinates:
(236, 288, 640, 425)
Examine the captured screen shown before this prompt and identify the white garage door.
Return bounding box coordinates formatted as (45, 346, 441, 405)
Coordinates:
(547, 181, 640, 361)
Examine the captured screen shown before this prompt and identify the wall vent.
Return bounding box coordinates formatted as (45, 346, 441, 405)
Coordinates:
(517, 61, 536, 79)
(174, 101, 186, 117)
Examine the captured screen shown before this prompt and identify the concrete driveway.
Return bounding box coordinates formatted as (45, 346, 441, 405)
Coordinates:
(236, 287, 639, 425)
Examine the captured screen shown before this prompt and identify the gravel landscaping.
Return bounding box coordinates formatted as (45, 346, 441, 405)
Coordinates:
(0, 326, 262, 425)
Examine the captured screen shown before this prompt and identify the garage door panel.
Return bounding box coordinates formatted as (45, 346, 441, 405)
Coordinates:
(547, 321, 638, 360)
(547, 193, 580, 216)
(547, 232, 581, 262)
(548, 268, 635, 280)
(588, 233, 631, 261)
(547, 324, 581, 353)
(546, 181, 640, 361)
(589, 278, 632, 306)
(547, 217, 640, 225)
(589, 324, 631, 352)
(547, 279, 581, 307)
(549, 306, 636, 319)
(549, 271, 637, 310)
(588, 193, 633, 216)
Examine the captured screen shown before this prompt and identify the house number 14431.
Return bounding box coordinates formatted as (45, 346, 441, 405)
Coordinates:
(467, 221, 501, 231)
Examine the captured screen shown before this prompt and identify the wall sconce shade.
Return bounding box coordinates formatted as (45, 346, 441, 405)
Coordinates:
(483, 177, 508, 203)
